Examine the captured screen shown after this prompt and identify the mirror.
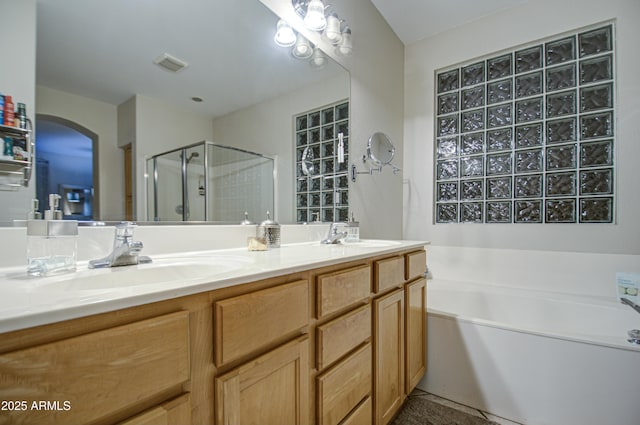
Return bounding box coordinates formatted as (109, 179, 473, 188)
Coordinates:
(350, 132, 400, 182)
(0, 0, 349, 224)
(367, 132, 395, 166)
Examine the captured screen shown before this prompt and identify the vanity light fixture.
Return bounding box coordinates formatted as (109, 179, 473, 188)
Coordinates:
(289, 0, 353, 56)
(274, 19, 297, 47)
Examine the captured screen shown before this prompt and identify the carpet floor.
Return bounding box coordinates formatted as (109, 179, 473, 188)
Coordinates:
(391, 394, 500, 425)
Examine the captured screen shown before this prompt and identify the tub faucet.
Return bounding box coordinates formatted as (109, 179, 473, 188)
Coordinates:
(89, 222, 152, 268)
(621, 297, 640, 315)
(321, 222, 348, 244)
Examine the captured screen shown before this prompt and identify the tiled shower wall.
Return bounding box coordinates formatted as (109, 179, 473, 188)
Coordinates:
(295, 101, 350, 223)
(434, 23, 615, 224)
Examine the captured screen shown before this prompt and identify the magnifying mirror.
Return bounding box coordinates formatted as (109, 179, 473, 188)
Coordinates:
(301, 146, 316, 176)
(351, 131, 400, 182)
(366, 132, 395, 166)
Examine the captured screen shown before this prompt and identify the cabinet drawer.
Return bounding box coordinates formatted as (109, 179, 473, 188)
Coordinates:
(0, 311, 190, 425)
(119, 394, 191, 425)
(214, 280, 309, 365)
(317, 343, 372, 425)
(317, 304, 371, 370)
(374, 256, 405, 293)
(317, 265, 370, 319)
(405, 250, 427, 281)
(341, 396, 372, 425)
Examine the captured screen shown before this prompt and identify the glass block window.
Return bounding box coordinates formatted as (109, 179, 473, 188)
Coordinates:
(434, 23, 615, 224)
(295, 101, 349, 223)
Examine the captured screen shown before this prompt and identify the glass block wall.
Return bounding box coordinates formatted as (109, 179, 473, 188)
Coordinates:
(295, 101, 350, 223)
(434, 24, 615, 224)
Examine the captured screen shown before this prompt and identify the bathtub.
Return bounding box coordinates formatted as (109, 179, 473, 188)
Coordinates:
(417, 279, 640, 425)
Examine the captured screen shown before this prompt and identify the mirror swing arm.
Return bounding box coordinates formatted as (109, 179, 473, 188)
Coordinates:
(350, 132, 400, 182)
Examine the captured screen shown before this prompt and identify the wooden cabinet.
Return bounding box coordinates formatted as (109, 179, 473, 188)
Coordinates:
(373, 288, 405, 425)
(0, 247, 427, 425)
(316, 264, 370, 319)
(214, 279, 309, 366)
(405, 277, 427, 393)
(215, 336, 309, 425)
(317, 343, 372, 425)
(119, 394, 191, 425)
(314, 265, 375, 425)
(0, 311, 190, 425)
(374, 256, 404, 293)
(373, 250, 428, 425)
(316, 303, 371, 370)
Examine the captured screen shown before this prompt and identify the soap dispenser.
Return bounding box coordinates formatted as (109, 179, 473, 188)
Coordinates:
(26, 194, 78, 276)
(257, 211, 281, 248)
(345, 212, 360, 243)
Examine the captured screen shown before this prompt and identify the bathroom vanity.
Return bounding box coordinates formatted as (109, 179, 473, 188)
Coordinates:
(0, 240, 426, 425)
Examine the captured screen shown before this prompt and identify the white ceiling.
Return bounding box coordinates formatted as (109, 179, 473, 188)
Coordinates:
(35, 0, 530, 120)
(35, 0, 346, 119)
(371, 0, 530, 45)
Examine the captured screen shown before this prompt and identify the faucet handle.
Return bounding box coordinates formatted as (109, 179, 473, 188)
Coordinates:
(114, 221, 137, 239)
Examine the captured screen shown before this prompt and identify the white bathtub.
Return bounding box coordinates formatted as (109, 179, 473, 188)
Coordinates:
(417, 279, 640, 425)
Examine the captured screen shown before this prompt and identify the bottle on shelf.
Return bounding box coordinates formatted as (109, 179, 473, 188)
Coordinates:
(3, 95, 14, 127)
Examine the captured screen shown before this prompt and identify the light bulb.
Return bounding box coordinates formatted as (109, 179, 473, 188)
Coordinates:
(336, 26, 352, 56)
(310, 47, 327, 68)
(304, 0, 326, 32)
(292, 35, 313, 59)
(324, 13, 341, 45)
(274, 19, 296, 47)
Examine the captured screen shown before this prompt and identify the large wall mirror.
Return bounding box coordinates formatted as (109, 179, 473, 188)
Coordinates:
(0, 0, 349, 225)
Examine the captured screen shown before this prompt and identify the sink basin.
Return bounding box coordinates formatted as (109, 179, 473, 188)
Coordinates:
(348, 239, 402, 248)
(314, 239, 402, 248)
(36, 255, 254, 291)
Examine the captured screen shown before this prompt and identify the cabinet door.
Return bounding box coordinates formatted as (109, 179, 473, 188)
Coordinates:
(215, 336, 309, 425)
(373, 288, 405, 425)
(119, 394, 191, 425)
(405, 277, 427, 393)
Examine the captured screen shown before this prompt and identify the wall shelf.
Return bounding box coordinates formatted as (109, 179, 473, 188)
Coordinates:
(0, 123, 33, 189)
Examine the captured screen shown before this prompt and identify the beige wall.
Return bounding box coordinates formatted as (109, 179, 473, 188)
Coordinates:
(403, 0, 640, 254)
(0, 0, 36, 221)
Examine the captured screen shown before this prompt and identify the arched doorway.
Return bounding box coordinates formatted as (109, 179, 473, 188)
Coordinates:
(35, 115, 99, 220)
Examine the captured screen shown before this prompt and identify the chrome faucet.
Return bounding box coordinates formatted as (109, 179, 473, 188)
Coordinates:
(621, 297, 640, 315)
(89, 222, 152, 268)
(321, 222, 348, 244)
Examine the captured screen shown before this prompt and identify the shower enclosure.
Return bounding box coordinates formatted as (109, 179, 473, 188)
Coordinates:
(146, 141, 274, 223)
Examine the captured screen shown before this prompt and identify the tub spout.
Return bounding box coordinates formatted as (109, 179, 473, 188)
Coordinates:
(620, 297, 640, 315)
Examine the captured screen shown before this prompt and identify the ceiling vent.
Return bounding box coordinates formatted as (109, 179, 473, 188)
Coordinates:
(153, 53, 188, 73)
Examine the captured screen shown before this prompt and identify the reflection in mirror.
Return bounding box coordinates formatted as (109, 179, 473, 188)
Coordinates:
(367, 132, 395, 166)
(0, 0, 349, 225)
(146, 142, 274, 223)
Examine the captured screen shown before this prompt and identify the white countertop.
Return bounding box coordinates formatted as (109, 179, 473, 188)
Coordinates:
(0, 240, 427, 333)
